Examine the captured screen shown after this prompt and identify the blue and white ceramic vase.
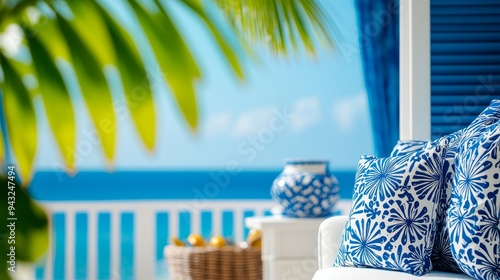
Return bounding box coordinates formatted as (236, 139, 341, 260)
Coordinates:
(271, 159, 339, 218)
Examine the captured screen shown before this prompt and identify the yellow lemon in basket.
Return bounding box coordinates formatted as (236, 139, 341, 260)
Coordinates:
(188, 233, 206, 247)
(246, 229, 262, 249)
(209, 235, 226, 248)
(246, 229, 261, 242)
(172, 237, 185, 247)
(249, 238, 261, 249)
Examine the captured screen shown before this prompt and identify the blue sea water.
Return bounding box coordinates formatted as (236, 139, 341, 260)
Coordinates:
(29, 170, 356, 200)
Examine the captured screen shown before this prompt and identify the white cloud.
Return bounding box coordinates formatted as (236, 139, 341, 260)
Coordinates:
(332, 92, 369, 131)
(290, 96, 321, 132)
(226, 97, 323, 138)
(203, 112, 232, 139)
(231, 106, 277, 138)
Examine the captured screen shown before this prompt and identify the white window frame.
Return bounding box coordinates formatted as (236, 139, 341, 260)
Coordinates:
(400, 0, 431, 140)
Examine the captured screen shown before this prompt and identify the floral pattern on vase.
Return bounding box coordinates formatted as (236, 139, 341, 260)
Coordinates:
(271, 160, 339, 218)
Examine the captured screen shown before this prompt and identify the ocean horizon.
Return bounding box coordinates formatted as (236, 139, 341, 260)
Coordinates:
(29, 170, 356, 201)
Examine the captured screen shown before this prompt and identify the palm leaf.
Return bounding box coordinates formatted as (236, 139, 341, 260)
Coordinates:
(288, 0, 315, 53)
(179, 0, 244, 79)
(215, 0, 336, 57)
(276, 0, 299, 54)
(64, 0, 116, 66)
(97, 2, 157, 150)
(129, 0, 200, 129)
(299, 0, 336, 49)
(0, 127, 4, 164)
(57, 14, 116, 161)
(0, 53, 37, 183)
(31, 11, 71, 61)
(0, 176, 49, 262)
(24, 26, 76, 172)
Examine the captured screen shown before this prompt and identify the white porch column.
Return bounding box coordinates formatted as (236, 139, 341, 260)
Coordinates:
(400, 0, 431, 140)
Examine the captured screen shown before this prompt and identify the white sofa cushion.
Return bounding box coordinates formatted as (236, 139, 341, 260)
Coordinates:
(318, 215, 347, 269)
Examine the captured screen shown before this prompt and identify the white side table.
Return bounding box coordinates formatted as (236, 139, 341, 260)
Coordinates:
(245, 216, 325, 280)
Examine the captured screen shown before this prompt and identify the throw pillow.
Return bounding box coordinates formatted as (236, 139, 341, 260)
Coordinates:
(390, 140, 428, 157)
(448, 122, 500, 280)
(334, 141, 447, 276)
(428, 130, 464, 272)
(461, 99, 500, 145)
(390, 132, 463, 272)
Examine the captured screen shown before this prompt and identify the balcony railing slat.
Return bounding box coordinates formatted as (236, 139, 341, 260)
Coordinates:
(65, 211, 75, 280)
(135, 209, 156, 280)
(234, 208, 243, 245)
(88, 211, 97, 280)
(111, 211, 120, 280)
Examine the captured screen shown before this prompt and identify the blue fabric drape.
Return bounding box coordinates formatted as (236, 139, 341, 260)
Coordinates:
(355, 0, 400, 157)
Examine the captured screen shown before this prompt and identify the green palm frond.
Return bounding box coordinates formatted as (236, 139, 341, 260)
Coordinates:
(214, 0, 337, 57)
(0, 0, 337, 183)
(0, 53, 37, 182)
(24, 26, 76, 172)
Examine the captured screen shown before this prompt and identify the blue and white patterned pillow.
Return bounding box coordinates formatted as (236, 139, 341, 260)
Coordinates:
(461, 99, 500, 146)
(390, 132, 463, 272)
(334, 141, 447, 276)
(390, 139, 428, 157)
(448, 122, 500, 280)
(428, 130, 464, 272)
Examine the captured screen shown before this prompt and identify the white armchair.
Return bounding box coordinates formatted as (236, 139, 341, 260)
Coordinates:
(313, 215, 473, 280)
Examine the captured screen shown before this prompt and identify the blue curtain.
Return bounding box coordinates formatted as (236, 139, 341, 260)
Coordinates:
(355, 0, 400, 157)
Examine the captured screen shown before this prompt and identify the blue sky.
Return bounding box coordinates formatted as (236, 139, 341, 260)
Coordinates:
(35, 0, 374, 172)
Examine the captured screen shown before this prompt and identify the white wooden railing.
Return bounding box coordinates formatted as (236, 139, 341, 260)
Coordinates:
(28, 200, 277, 280)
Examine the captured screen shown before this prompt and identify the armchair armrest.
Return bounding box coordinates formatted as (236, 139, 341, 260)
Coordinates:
(318, 215, 348, 269)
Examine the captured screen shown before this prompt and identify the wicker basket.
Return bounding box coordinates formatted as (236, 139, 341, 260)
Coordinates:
(165, 245, 262, 280)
